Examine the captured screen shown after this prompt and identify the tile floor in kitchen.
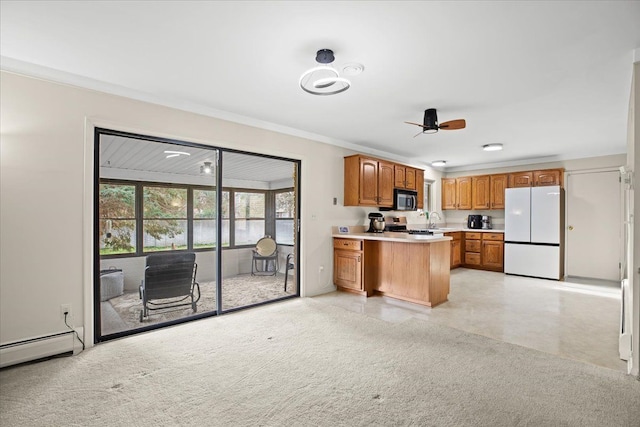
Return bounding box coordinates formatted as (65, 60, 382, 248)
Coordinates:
(312, 268, 627, 372)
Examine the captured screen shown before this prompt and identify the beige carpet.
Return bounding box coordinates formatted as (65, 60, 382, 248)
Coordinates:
(2, 298, 639, 426)
(102, 273, 296, 335)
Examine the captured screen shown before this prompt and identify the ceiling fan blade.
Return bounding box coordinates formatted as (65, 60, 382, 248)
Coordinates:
(404, 121, 426, 128)
(439, 119, 466, 130)
(413, 130, 424, 138)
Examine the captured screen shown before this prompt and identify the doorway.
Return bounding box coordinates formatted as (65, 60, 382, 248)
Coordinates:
(94, 129, 300, 341)
(565, 169, 621, 283)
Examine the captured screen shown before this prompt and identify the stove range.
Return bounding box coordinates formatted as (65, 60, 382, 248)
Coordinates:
(407, 229, 434, 235)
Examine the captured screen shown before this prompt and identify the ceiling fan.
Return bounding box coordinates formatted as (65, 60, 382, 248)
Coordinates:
(405, 108, 466, 137)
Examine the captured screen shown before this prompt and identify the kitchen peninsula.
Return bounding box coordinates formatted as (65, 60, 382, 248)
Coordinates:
(332, 230, 452, 307)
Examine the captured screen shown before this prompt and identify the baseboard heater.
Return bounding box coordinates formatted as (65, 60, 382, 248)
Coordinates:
(0, 328, 83, 369)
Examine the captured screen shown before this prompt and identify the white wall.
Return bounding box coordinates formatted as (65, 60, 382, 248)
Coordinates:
(0, 71, 365, 346)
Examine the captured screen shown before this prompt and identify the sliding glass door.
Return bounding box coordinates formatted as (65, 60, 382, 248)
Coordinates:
(94, 129, 300, 341)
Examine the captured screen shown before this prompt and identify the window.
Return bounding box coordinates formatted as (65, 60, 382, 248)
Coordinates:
(99, 183, 136, 255)
(424, 179, 434, 212)
(275, 190, 295, 245)
(99, 180, 293, 256)
(143, 186, 188, 252)
(234, 191, 265, 245)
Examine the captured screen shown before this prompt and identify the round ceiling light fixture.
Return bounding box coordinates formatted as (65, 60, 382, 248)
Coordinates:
(200, 161, 213, 174)
(483, 143, 503, 151)
(431, 160, 447, 167)
(300, 49, 352, 96)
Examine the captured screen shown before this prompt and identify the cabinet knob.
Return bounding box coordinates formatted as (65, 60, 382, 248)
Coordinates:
(568, 225, 574, 231)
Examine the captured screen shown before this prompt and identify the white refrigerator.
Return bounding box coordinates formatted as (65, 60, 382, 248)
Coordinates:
(504, 185, 563, 280)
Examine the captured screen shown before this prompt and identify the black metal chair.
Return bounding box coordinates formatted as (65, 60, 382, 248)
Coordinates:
(251, 236, 279, 276)
(284, 253, 295, 291)
(139, 252, 200, 322)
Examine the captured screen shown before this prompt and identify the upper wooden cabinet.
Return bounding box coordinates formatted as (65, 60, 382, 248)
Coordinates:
(472, 175, 491, 210)
(489, 174, 507, 209)
(534, 169, 562, 186)
(394, 165, 417, 190)
(416, 169, 425, 209)
(508, 168, 563, 188)
(344, 155, 422, 208)
(442, 177, 472, 210)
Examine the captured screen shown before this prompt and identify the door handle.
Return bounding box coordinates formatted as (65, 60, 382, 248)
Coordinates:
(568, 226, 574, 231)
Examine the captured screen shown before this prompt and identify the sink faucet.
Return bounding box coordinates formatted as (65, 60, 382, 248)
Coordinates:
(427, 211, 442, 229)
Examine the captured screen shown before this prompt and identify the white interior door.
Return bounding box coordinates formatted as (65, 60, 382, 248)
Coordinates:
(566, 170, 621, 281)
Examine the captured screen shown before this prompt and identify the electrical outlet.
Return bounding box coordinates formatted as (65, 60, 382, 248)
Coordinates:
(60, 304, 71, 319)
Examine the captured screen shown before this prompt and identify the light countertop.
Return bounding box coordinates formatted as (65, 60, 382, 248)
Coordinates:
(333, 232, 452, 243)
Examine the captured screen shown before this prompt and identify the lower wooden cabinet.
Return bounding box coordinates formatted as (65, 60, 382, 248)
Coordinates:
(445, 232, 462, 269)
(333, 238, 364, 293)
(463, 232, 504, 272)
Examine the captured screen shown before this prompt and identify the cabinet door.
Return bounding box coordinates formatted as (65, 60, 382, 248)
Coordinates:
(378, 161, 395, 207)
(534, 169, 562, 187)
(359, 158, 379, 205)
(482, 240, 504, 270)
(457, 177, 473, 210)
(442, 178, 457, 210)
(451, 239, 461, 268)
(509, 171, 533, 188)
(490, 174, 507, 209)
(416, 169, 425, 209)
(394, 165, 406, 188)
(405, 168, 417, 190)
(472, 175, 491, 210)
(333, 249, 363, 291)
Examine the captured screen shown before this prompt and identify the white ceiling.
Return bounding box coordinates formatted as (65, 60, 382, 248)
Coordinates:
(1, 1, 639, 171)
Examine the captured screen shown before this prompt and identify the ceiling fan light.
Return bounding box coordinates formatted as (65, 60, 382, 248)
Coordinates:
(423, 128, 438, 134)
(483, 143, 503, 151)
(300, 49, 352, 96)
(431, 160, 447, 167)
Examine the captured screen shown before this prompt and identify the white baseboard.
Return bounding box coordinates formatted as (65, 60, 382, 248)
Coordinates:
(0, 328, 84, 368)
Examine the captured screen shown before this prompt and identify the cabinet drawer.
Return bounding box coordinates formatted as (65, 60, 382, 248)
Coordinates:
(465, 240, 481, 252)
(333, 238, 363, 251)
(482, 233, 504, 241)
(465, 232, 482, 240)
(465, 253, 481, 265)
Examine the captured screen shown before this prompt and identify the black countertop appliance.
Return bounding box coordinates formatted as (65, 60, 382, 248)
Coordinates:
(467, 215, 483, 229)
(367, 212, 385, 233)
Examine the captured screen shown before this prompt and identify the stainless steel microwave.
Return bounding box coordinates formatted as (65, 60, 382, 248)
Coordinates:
(381, 188, 418, 211)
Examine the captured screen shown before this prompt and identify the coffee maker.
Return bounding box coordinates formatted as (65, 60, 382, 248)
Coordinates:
(481, 215, 492, 229)
(367, 212, 385, 233)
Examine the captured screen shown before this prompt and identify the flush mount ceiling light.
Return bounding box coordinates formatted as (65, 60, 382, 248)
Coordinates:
(299, 49, 351, 96)
(164, 150, 191, 159)
(200, 161, 213, 174)
(483, 143, 503, 151)
(431, 160, 447, 167)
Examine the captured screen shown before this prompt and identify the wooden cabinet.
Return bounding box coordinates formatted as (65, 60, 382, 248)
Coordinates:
(481, 233, 504, 271)
(508, 168, 563, 188)
(472, 175, 491, 210)
(333, 238, 364, 293)
(464, 232, 504, 271)
(344, 156, 394, 207)
(490, 174, 507, 209)
(416, 169, 425, 209)
(534, 169, 562, 186)
(445, 232, 462, 269)
(464, 232, 482, 266)
(509, 171, 534, 188)
(442, 177, 472, 210)
(472, 174, 506, 210)
(394, 165, 417, 190)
